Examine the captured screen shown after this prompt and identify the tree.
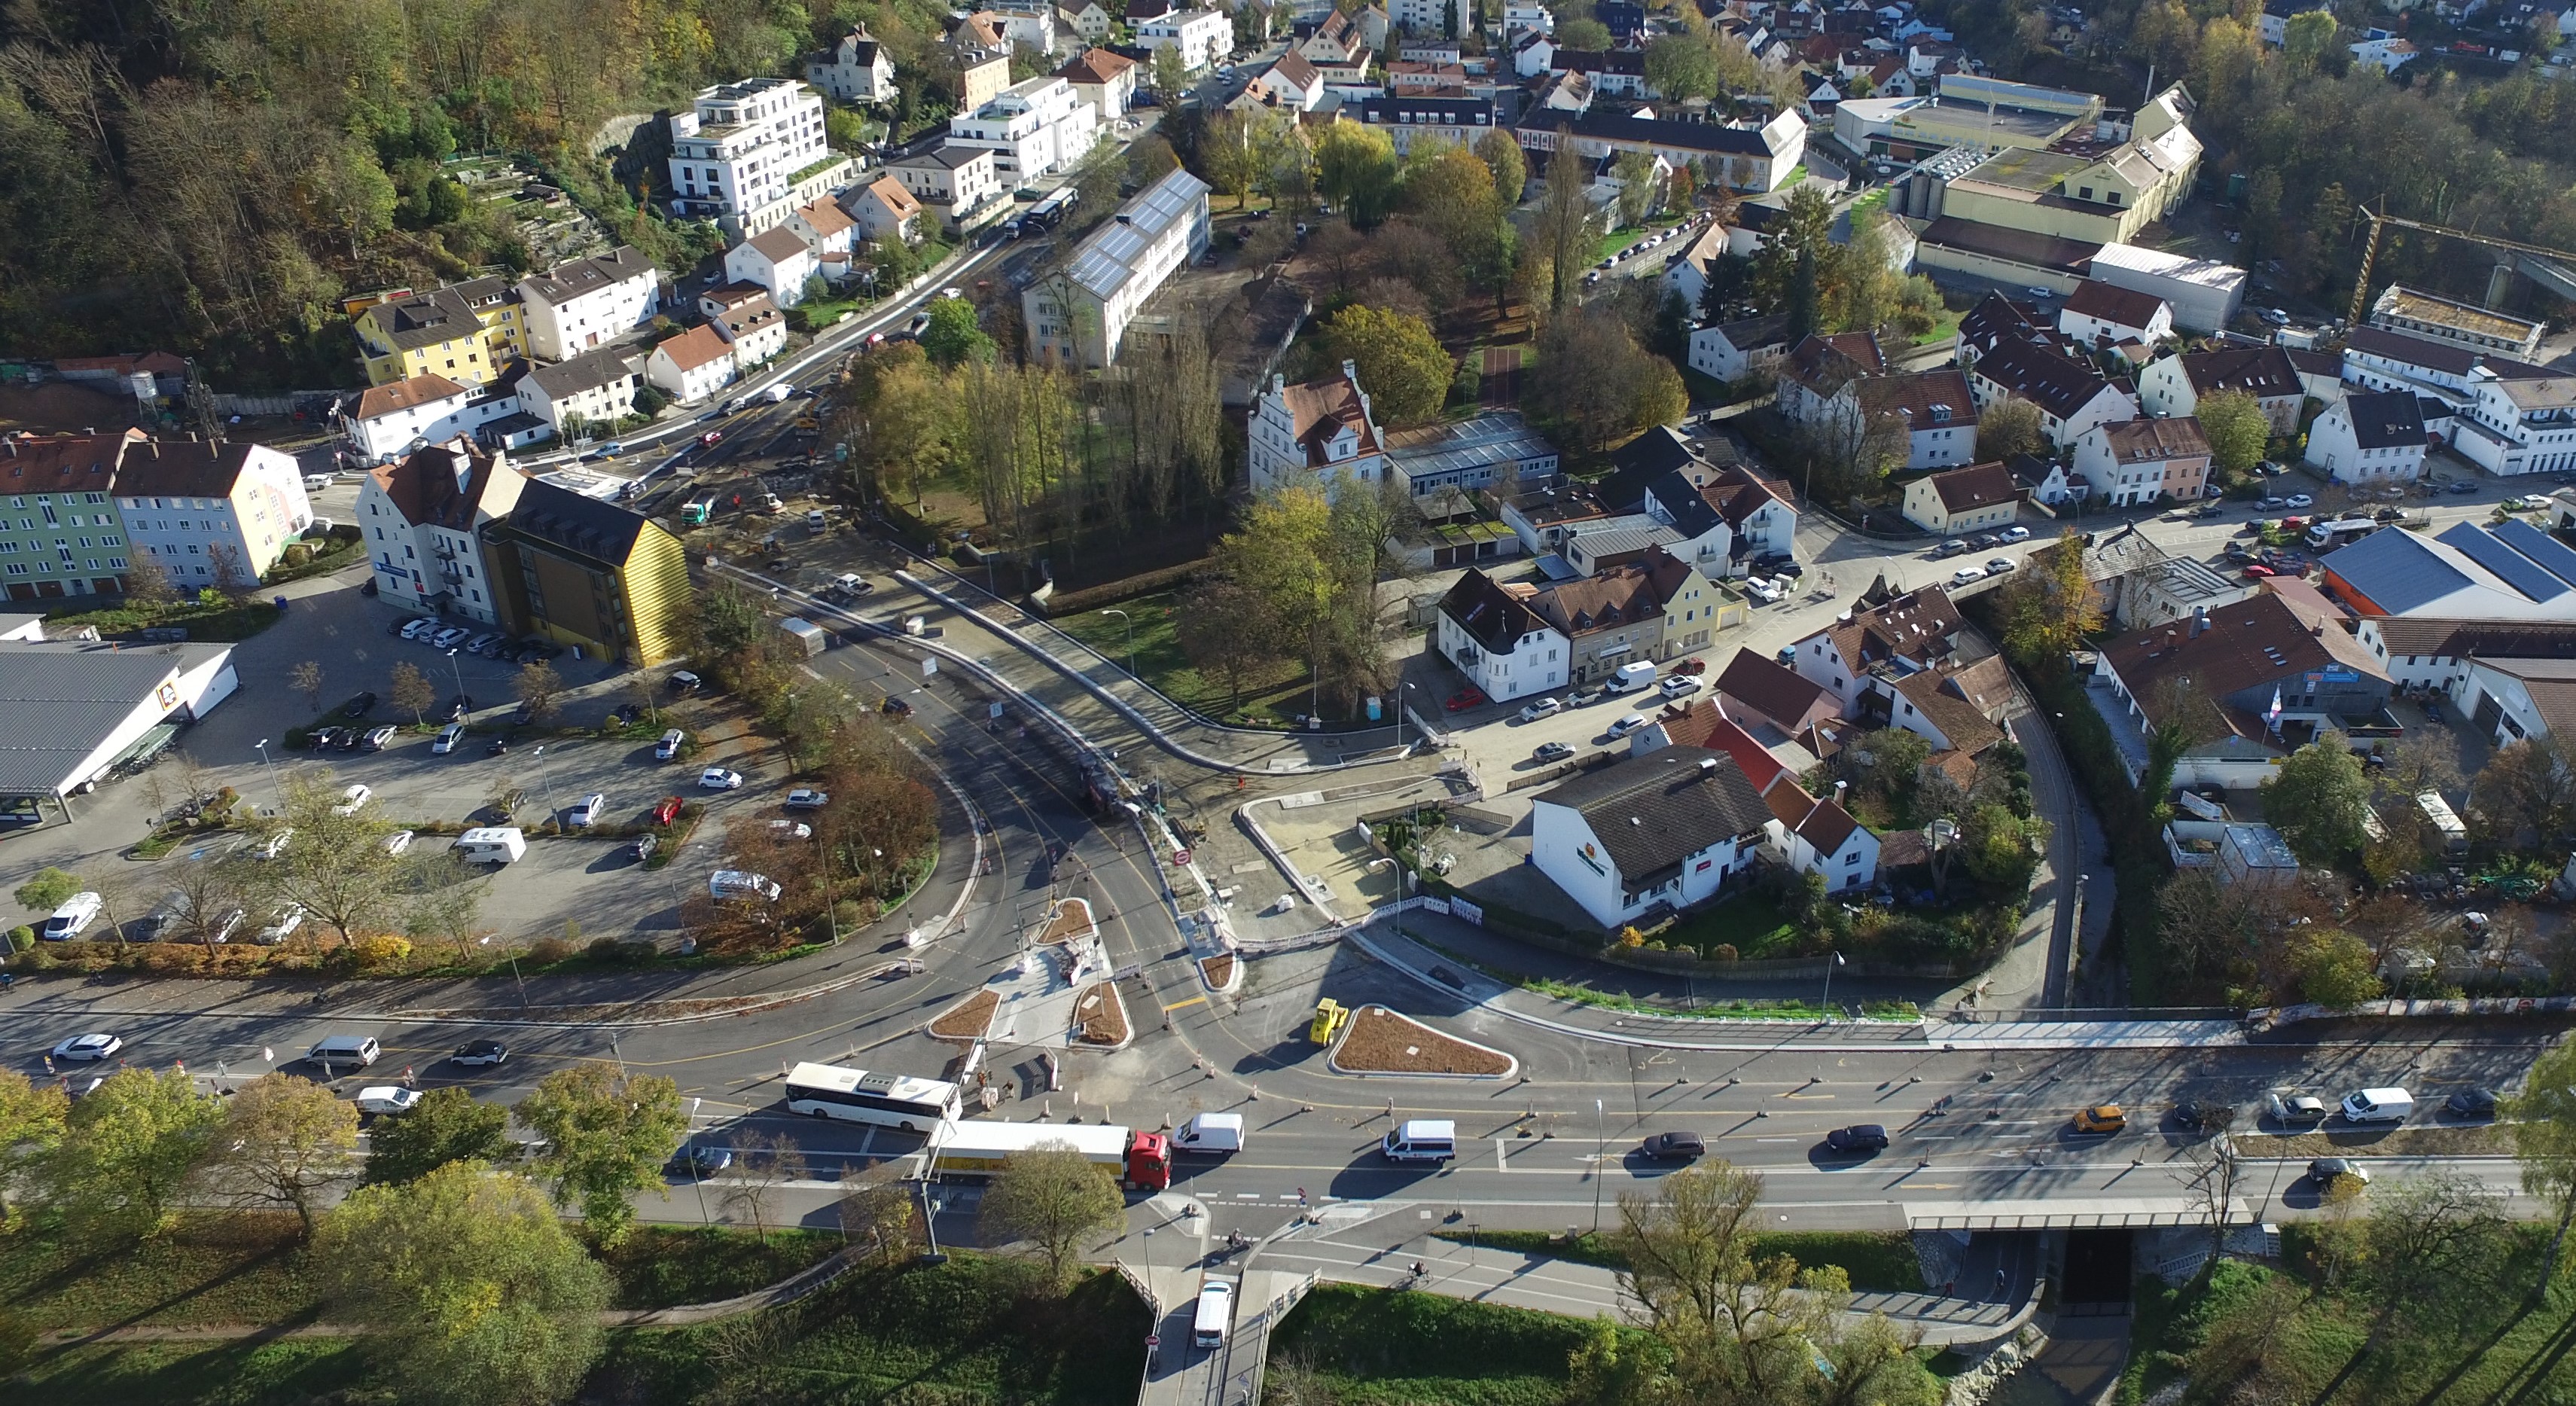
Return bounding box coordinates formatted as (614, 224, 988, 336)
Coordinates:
(209, 1074, 359, 1237)
(1321, 303, 1452, 426)
(1611, 1158, 1765, 1334)
(315, 1161, 611, 1406)
(514, 659, 566, 725)
(980, 1142, 1126, 1288)
(1643, 32, 1722, 102)
(1558, 17, 1613, 48)
(1178, 575, 1288, 711)
(919, 295, 995, 368)
(2143, 676, 2229, 810)
(1531, 136, 1597, 311)
(124, 553, 178, 606)
(2355, 1169, 2509, 1355)
(1149, 42, 1190, 100)
(2197, 389, 2270, 477)
(2508, 1041, 2576, 1286)
(291, 659, 325, 714)
(2471, 735, 2576, 844)
(1611, 149, 1660, 228)
(2282, 8, 2337, 76)
(514, 1066, 688, 1246)
(1975, 399, 2045, 462)
(366, 1087, 514, 1186)
(1476, 127, 1526, 205)
(1995, 534, 2102, 661)
(2263, 737, 2370, 865)
(248, 769, 405, 948)
(837, 1167, 919, 1266)
(719, 1130, 808, 1238)
(1959, 801, 2048, 892)
(2287, 927, 2382, 1008)
(43, 1067, 224, 1239)
(12, 866, 81, 916)
(1312, 121, 1398, 227)
(389, 660, 437, 727)
(161, 855, 249, 953)
(1527, 308, 1687, 462)
(0, 1069, 69, 1212)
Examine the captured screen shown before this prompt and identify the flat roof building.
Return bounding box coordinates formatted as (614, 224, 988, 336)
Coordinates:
(0, 639, 239, 819)
(1024, 166, 1211, 368)
(2369, 284, 2546, 361)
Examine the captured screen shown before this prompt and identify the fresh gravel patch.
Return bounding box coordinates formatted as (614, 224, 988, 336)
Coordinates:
(1333, 1005, 1512, 1077)
(928, 990, 998, 1040)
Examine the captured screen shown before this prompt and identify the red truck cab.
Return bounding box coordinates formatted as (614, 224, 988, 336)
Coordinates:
(1125, 1131, 1172, 1191)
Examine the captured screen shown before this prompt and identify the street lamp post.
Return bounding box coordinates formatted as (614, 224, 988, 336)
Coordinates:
(480, 935, 528, 1007)
(445, 648, 467, 714)
(527, 745, 561, 829)
(1592, 1097, 1606, 1234)
(1100, 608, 1136, 680)
(252, 739, 280, 810)
(1820, 948, 1843, 1023)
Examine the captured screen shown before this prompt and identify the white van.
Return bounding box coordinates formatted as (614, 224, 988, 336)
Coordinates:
(1605, 660, 1657, 693)
(41, 891, 104, 941)
(709, 869, 782, 902)
(1382, 1118, 1457, 1163)
(2342, 1087, 2414, 1124)
(1174, 1112, 1245, 1154)
(307, 1035, 382, 1070)
(453, 827, 527, 865)
(1192, 1279, 1233, 1350)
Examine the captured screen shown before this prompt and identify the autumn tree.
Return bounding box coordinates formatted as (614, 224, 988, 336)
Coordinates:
(514, 1066, 689, 1246)
(980, 1143, 1126, 1288)
(291, 660, 326, 715)
(389, 660, 437, 726)
(208, 1074, 359, 1237)
(2197, 389, 2271, 477)
(514, 659, 566, 724)
(1995, 533, 2103, 661)
(2287, 928, 2382, 1008)
(1312, 121, 1398, 227)
(0, 1070, 69, 1216)
(42, 1067, 224, 1239)
(1531, 136, 1598, 311)
(1320, 303, 1453, 426)
(1976, 399, 2045, 462)
(1643, 30, 1723, 102)
(2509, 1041, 2576, 1286)
(2471, 735, 2576, 845)
(245, 768, 406, 949)
(1526, 308, 1687, 463)
(1177, 575, 1288, 711)
(2263, 737, 2370, 865)
(1475, 127, 1526, 204)
(364, 1087, 514, 1186)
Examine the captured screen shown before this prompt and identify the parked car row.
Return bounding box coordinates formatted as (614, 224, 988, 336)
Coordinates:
(388, 615, 564, 665)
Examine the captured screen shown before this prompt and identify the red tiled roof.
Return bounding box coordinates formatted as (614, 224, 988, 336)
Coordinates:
(353, 373, 469, 421)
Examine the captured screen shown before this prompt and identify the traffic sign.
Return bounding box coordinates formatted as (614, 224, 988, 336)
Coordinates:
(1145, 1334, 1159, 1348)
(1172, 848, 1192, 866)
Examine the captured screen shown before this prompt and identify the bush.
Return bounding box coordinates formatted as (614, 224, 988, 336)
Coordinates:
(355, 935, 414, 969)
(585, 936, 623, 961)
(1712, 944, 1739, 962)
(528, 936, 578, 964)
(5, 926, 31, 953)
(279, 542, 312, 567)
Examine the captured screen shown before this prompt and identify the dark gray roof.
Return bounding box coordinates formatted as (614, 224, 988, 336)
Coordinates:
(1534, 746, 1773, 886)
(519, 347, 639, 400)
(1645, 468, 1722, 538)
(1520, 109, 1785, 157)
(1439, 568, 1556, 653)
(2340, 389, 2427, 451)
(496, 477, 654, 568)
(0, 642, 231, 796)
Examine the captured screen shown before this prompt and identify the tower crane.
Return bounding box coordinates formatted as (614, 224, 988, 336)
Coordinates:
(2349, 203, 2576, 327)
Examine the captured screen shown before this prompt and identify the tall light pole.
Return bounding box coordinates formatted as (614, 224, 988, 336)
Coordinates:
(445, 648, 468, 713)
(1100, 608, 1136, 680)
(527, 744, 561, 829)
(1592, 1097, 1606, 1234)
(252, 739, 279, 810)
(1820, 948, 1843, 1022)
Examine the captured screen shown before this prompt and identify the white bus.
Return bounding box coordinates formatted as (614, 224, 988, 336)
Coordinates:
(782, 1061, 963, 1132)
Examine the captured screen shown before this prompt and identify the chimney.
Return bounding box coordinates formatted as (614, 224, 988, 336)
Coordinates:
(1834, 779, 1849, 803)
(2190, 605, 2207, 638)
(1343, 358, 1359, 383)
(1699, 756, 1718, 773)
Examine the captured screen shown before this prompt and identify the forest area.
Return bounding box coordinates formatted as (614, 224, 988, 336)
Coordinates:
(1928, 0, 2576, 315)
(0, 0, 957, 388)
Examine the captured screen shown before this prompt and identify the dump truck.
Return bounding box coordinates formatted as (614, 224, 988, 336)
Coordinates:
(919, 1119, 1172, 1190)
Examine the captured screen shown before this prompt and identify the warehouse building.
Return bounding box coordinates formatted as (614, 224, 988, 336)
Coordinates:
(0, 639, 238, 823)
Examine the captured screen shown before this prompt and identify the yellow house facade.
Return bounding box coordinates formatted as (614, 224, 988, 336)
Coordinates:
(485, 478, 694, 666)
(354, 276, 526, 387)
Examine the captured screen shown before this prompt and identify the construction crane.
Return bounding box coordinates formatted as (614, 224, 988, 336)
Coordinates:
(2349, 202, 2576, 327)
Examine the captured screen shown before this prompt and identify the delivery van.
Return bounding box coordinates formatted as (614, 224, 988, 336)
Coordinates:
(1174, 1112, 1245, 1155)
(2342, 1087, 2414, 1124)
(1381, 1118, 1457, 1163)
(41, 891, 104, 941)
(453, 827, 527, 865)
(306, 1035, 382, 1070)
(1193, 1279, 1233, 1350)
(1605, 660, 1657, 693)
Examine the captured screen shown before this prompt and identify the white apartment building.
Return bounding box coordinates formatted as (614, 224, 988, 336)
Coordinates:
(1247, 361, 1387, 494)
(1024, 166, 1210, 368)
(947, 75, 1100, 178)
(1436, 567, 1569, 703)
(356, 440, 527, 624)
(667, 78, 833, 235)
(2453, 364, 2576, 477)
(1137, 8, 1233, 72)
(2306, 389, 2428, 483)
(516, 246, 661, 362)
(1390, 0, 1469, 35)
(502, 349, 642, 441)
(113, 438, 313, 587)
(338, 374, 531, 465)
(886, 145, 1009, 234)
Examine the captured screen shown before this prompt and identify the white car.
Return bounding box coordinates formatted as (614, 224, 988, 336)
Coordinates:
(1998, 526, 2032, 544)
(430, 626, 470, 649)
(830, 573, 872, 597)
(1950, 566, 1988, 587)
(1660, 675, 1703, 698)
(381, 830, 415, 856)
(332, 784, 372, 816)
(1607, 712, 1652, 740)
(700, 767, 745, 790)
(1517, 698, 1562, 723)
(656, 729, 686, 761)
(785, 788, 829, 810)
(431, 723, 465, 754)
(1986, 557, 2017, 576)
(1743, 577, 1785, 602)
(255, 828, 294, 860)
(399, 618, 437, 640)
(569, 793, 608, 827)
(254, 904, 306, 946)
(2285, 493, 2315, 509)
(51, 1032, 123, 1062)
(352, 1087, 422, 1116)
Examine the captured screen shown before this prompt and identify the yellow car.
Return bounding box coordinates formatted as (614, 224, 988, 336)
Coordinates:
(2073, 1104, 2127, 1134)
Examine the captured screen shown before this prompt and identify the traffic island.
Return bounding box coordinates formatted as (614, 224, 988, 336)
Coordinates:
(1073, 979, 1130, 1048)
(1330, 1005, 1517, 1078)
(928, 989, 998, 1041)
(1035, 895, 1097, 944)
(1199, 952, 1238, 993)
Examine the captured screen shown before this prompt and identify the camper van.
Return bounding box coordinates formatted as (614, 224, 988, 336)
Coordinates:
(2417, 791, 2469, 856)
(1381, 1118, 1457, 1163)
(453, 827, 527, 865)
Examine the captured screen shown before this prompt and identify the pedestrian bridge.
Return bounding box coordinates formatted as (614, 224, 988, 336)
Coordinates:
(1907, 1199, 2252, 1232)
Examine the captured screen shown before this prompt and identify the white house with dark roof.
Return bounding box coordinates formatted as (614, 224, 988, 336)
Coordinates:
(355, 439, 527, 623)
(2072, 416, 2212, 508)
(1901, 459, 2020, 535)
(1022, 166, 1210, 369)
(886, 145, 1008, 234)
(2452, 366, 2576, 477)
(724, 226, 821, 307)
(2059, 279, 2172, 351)
(501, 348, 642, 439)
(1436, 567, 1568, 703)
(1687, 314, 1793, 384)
(2136, 345, 2305, 435)
(1248, 361, 1387, 493)
(515, 246, 660, 363)
(1531, 745, 1775, 926)
(1965, 337, 2139, 449)
(1641, 462, 1796, 570)
(2307, 389, 2427, 483)
(808, 26, 898, 102)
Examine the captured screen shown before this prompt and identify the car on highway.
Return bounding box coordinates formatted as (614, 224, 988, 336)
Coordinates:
(353, 1087, 422, 1117)
(700, 767, 744, 790)
(2308, 1156, 2370, 1187)
(905, 312, 931, 337)
(1533, 741, 1575, 763)
(1998, 526, 2032, 544)
(2445, 1088, 2501, 1118)
(669, 1143, 734, 1179)
(653, 796, 684, 825)
(1824, 1125, 1889, 1154)
(1444, 688, 1486, 712)
(451, 1040, 508, 1066)
(2071, 1104, 2127, 1134)
(343, 691, 378, 718)
(1641, 1131, 1706, 1160)
(2267, 1091, 2330, 1124)
(785, 788, 829, 810)
(657, 730, 686, 761)
(2285, 493, 2315, 510)
(1517, 698, 1562, 722)
(51, 1032, 123, 1062)
(1607, 712, 1652, 740)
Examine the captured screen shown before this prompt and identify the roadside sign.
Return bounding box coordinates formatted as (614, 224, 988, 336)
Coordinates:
(1172, 848, 1192, 866)
(1145, 1335, 1159, 1348)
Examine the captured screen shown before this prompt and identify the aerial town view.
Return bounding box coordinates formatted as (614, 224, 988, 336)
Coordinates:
(7, 0, 2576, 1402)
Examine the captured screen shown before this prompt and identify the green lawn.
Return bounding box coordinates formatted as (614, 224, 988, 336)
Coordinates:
(1658, 889, 1801, 959)
(44, 596, 282, 642)
(1051, 590, 1319, 725)
(590, 1226, 840, 1310)
(23, 1340, 373, 1406)
(1270, 1282, 1637, 1406)
(1431, 1230, 1925, 1294)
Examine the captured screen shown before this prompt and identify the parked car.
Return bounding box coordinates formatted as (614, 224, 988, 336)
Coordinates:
(2450, 479, 2481, 495)
(433, 723, 465, 754)
(1444, 688, 1486, 711)
(1517, 698, 1562, 723)
(1985, 558, 2017, 576)
(1967, 532, 2002, 550)
(652, 796, 684, 825)
(1950, 566, 1987, 587)
(1607, 712, 1652, 740)
(700, 767, 744, 790)
(2267, 1091, 2331, 1124)
(2285, 493, 2315, 510)
(430, 626, 471, 649)
(568, 793, 608, 827)
(343, 691, 378, 718)
(1931, 539, 1967, 559)
(632, 833, 659, 862)
(1998, 526, 2032, 544)
(361, 725, 397, 751)
(399, 618, 436, 640)
(1669, 657, 1707, 676)
(380, 830, 414, 856)
(253, 904, 306, 946)
(2445, 1088, 2501, 1118)
(2242, 563, 2277, 578)
(332, 784, 371, 815)
(656, 729, 686, 761)
(1659, 675, 1703, 698)
(1533, 741, 1575, 763)
(785, 788, 828, 810)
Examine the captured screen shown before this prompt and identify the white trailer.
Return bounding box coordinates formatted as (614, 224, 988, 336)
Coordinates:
(918, 1119, 1131, 1179)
